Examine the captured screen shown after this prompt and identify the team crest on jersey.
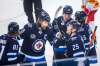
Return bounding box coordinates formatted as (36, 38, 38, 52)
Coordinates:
(30, 34, 36, 39)
(32, 39, 45, 52)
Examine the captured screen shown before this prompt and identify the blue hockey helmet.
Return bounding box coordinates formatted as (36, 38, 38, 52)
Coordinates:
(63, 5, 73, 14)
(8, 22, 19, 33)
(37, 8, 51, 22)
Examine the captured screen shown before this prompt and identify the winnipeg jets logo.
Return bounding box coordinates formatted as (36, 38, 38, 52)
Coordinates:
(32, 39, 45, 52)
(34, 41, 43, 51)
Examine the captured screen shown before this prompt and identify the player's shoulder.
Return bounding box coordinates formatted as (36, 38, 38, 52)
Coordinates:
(24, 23, 36, 29)
(70, 19, 79, 24)
(0, 34, 7, 39)
(52, 16, 62, 24)
(0, 34, 7, 45)
(71, 36, 78, 41)
(82, 23, 89, 27)
(82, 24, 90, 31)
(55, 16, 63, 21)
(69, 18, 74, 21)
(57, 16, 62, 19)
(71, 34, 81, 41)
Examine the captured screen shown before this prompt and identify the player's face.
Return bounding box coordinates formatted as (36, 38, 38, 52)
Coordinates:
(63, 14, 71, 21)
(41, 21, 49, 30)
(66, 24, 73, 35)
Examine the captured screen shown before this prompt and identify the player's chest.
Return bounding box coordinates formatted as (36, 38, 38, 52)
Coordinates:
(29, 29, 48, 40)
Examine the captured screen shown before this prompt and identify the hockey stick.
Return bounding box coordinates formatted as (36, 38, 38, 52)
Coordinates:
(54, 6, 62, 19)
(89, 26, 97, 47)
(53, 5, 62, 33)
(54, 6, 66, 36)
(85, 26, 97, 56)
(53, 6, 63, 66)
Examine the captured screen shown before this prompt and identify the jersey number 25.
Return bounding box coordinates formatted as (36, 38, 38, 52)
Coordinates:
(72, 44, 79, 51)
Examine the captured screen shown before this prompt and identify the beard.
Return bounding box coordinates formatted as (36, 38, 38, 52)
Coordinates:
(41, 26, 48, 30)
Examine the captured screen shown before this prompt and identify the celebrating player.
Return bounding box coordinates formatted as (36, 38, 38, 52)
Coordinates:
(19, 9, 54, 66)
(0, 22, 24, 65)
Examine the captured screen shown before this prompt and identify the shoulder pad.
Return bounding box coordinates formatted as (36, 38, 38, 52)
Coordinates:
(24, 23, 35, 29)
(0, 35, 7, 45)
(71, 36, 78, 41)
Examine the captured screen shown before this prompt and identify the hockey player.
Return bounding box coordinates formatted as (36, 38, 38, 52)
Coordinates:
(65, 21, 89, 66)
(0, 22, 24, 65)
(65, 21, 85, 58)
(75, 11, 90, 51)
(19, 9, 54, 66)
(75, 11, 97, 64)
(52, 5, 74, 35)
(52, 5, 74, 66)
(52, 27, 68, 66)
(23, 0, 42, 23)
(53, 21, 89, 66)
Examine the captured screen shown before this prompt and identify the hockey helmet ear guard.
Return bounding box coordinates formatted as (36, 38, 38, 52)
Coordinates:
(36, 8, 51, 22)
(63, 5, 73, 14)
(8, 22, 19, 33)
